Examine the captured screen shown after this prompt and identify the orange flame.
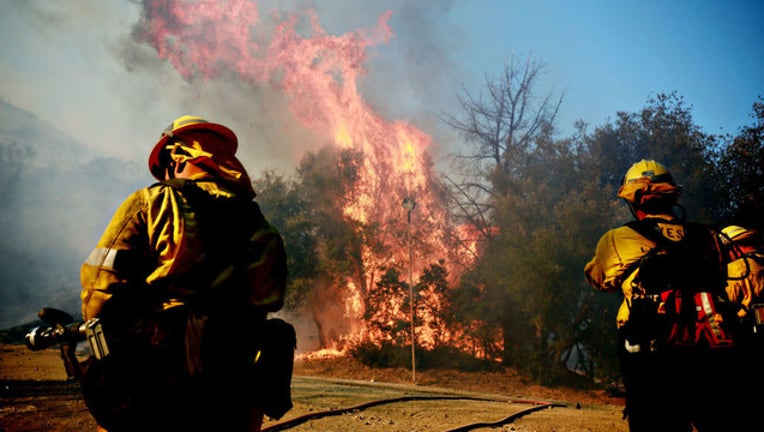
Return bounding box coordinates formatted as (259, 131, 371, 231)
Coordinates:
(141, 0, 477, 353)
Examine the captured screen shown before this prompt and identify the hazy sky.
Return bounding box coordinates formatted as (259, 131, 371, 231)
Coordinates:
(1, 0, 762, 176)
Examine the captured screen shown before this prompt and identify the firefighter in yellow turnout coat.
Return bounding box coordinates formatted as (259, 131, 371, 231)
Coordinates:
(80, 116, 287, 432)
(720, 224, 764, 427)
(720, 225, 764, 323)
(585, 160, 740, 432)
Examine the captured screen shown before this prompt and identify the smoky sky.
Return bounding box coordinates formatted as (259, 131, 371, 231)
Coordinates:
(0, 0, 467, 331)
(4, 0, 761, 330)
(0, 0, 463, 174)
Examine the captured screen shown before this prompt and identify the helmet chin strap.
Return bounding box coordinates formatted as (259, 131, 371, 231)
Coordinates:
(173, 161, 187, 177)
(625, 200, 647, 220)
(163, 160, 180, 180)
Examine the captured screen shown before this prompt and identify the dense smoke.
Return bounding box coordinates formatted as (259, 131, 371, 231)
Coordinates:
(0, 1, 468, 350)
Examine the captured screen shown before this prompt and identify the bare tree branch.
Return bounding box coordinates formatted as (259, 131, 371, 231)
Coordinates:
(438, 53, 564, 239)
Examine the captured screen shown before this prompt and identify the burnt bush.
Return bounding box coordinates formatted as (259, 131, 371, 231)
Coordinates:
(350, 341, 502, 372)
(349, 341, 410, 368)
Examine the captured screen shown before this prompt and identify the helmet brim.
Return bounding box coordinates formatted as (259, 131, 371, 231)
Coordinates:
(725, 228, 760, 244)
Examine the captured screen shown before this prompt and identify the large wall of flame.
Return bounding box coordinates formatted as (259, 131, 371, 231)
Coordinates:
(137, 0, 474, 352)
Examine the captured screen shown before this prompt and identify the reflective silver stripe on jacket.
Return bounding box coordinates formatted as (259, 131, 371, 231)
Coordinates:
(84, 247, 119, 270)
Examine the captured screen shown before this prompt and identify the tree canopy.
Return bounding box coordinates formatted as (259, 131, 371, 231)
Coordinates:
(250, 55, 762, 383)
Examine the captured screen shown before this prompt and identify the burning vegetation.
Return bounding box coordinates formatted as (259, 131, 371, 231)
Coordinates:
(128, 1, 763, 385)
(137, 0, 496, 364)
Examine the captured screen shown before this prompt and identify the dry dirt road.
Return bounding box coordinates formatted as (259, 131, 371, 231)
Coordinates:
(1, 343, 629, 432)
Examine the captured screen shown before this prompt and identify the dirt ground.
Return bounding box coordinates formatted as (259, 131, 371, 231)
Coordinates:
(0, 343, 628, 432)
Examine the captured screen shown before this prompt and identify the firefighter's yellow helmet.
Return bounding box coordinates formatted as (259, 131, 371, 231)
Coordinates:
(616, 159, 681, 204)
(720, 225, 759, 245)
(621, 159, 676, 185)
(149, 115, 238, 180)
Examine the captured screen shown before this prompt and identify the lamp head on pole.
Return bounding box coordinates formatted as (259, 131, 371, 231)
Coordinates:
(402, 197, 416, 211)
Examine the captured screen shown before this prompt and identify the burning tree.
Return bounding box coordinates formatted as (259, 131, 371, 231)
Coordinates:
(137, 0, 482, 358)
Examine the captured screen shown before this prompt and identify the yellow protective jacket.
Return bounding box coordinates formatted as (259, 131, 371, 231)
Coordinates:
(584, 215, 684, 330)
(80, 178, 287, 322)
(725, 251, 764, 318)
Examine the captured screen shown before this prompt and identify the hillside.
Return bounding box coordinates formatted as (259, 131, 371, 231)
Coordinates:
(0, 101, 146, 329)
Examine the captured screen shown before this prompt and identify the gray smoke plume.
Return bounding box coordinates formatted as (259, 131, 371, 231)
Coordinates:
(0, 0, 466, 331)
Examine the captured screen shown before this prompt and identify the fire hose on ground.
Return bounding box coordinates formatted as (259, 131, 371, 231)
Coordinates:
(27, 307, 569, 432)
(261, 393, 563, 432)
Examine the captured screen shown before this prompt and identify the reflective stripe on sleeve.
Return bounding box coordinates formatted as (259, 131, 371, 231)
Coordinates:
(84, 247, 119, 270)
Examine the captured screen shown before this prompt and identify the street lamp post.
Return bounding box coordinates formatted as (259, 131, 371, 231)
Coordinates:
(402, 197, 416, 384)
